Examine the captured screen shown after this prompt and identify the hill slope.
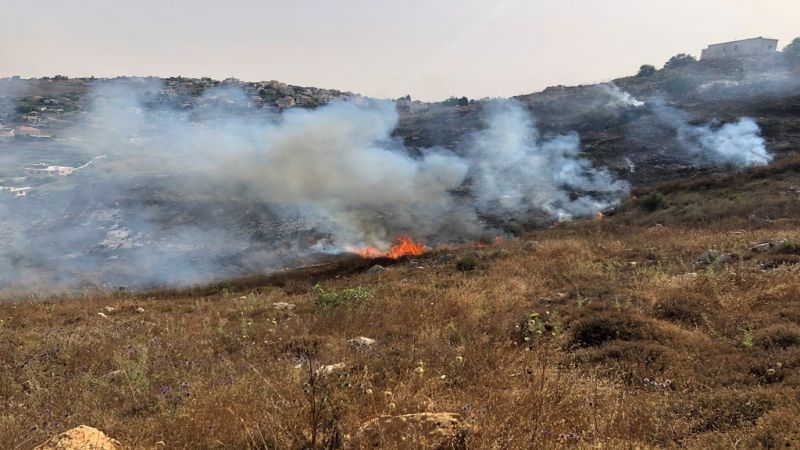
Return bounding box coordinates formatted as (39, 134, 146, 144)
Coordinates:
(3, 154, 800, 448)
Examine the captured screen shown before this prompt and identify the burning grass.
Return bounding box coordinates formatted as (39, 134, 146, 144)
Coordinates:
(3, 155, 800, 448)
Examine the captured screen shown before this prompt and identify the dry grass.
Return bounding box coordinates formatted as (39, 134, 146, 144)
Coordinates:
(3, 156, 800, 449)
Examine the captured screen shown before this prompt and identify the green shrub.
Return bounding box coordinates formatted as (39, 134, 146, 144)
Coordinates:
(636, 64, 656, 77)
(456, 256, 479, 272)
(638, 192, 665, 212)
(663, 53, 697, 70)
(312, 284, 371, 307)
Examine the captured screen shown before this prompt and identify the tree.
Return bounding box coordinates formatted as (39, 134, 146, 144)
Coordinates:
(783, 37, 800, 61)
(663, 53, 697, 70)
(636, 64, 656, 77)
(457, 96, 469, 107)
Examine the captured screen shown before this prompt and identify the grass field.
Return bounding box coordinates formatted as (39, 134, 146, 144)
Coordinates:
(3, 154, 800, 449)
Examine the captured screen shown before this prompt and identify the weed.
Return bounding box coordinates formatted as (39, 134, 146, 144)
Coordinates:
(312, 284, 371, 307)
(456, 256, 479, 272)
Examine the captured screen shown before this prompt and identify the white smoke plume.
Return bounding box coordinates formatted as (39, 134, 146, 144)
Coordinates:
(463, 100, 628, 221)
(600, 83, 644, 108)
(601, 85, 772, 168)
(677, 117, 771, 168)
(0, 82, 629, 291)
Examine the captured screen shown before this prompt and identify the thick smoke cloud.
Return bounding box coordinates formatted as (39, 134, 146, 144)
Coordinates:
(463, 100, 628, 221)
(677, 117, 770, 168)
(0, 82, 629, 292)
(603, 84, 771, 168)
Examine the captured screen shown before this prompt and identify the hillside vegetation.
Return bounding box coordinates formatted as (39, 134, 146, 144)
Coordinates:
(3, 153, 800, 448)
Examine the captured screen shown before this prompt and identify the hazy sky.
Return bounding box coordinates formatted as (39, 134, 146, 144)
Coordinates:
(1, 0, 798, 101)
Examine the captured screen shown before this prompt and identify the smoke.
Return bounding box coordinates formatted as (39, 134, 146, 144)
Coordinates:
(463, 100, 628, 221)
(677, 117, 771, 168)
(645, 99, 772, 168)
(0, 81, 628, 292)
(599, 84, 644, 109)
(601, 84, 772, 168)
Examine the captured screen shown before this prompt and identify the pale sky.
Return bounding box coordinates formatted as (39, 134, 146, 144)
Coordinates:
(1, 0, 798, 101)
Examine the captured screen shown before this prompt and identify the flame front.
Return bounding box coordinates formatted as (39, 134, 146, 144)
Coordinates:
(352, 235, 425, 259)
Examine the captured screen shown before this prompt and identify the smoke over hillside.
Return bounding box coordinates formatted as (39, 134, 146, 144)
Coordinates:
(602, 84, 772, 168)
(0, 82, 633, 292)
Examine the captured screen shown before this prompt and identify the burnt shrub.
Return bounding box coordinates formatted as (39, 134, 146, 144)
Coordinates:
(570, 311, 655, 348)
(652, 293, 712, 327)
(752, 324, 800, 350)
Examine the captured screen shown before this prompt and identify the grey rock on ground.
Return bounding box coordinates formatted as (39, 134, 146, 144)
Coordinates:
(366, 264, 387, 274)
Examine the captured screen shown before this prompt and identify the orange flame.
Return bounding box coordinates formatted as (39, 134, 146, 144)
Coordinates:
(352, 235, 425, 259)
(595, 212, 605, 221)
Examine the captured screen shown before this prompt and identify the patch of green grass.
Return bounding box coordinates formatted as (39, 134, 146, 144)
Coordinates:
(312, 284, 371, 307)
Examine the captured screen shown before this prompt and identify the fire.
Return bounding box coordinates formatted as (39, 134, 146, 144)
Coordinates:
(595, 211, 605, 220)
(352, 235, 425, 259)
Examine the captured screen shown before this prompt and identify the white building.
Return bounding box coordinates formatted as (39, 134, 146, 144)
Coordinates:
(701, 37, 778, 60)
(24, 164, 74, 179)
(0, 186, 31, 197)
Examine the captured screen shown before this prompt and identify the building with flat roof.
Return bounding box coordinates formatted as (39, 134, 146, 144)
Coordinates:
(701, 37, 778, 60)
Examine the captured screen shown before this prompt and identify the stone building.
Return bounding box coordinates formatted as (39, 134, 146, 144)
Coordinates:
(701, 37, 778, 60)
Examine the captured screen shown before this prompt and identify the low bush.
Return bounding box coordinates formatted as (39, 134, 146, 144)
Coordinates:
(570, 311, 655, 347)
(653, 293, 712, 327)
(456, 256, 479, 272)
(312, 284, 371, 308)
(752, 323, 800, 350)
(638, 192, 665, 212)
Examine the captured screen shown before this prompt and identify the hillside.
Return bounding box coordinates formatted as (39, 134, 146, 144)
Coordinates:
(3, 153, 800, 448)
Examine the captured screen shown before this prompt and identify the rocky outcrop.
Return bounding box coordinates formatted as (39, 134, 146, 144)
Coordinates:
(34, 425, 121, 450)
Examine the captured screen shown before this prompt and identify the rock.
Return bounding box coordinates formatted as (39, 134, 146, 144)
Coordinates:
(105, 370, 125, 380)
(96, 312, 109, 319)
(751, 239, 787, 253)
(468, 250, 484, 259)
(408, 259, 422, 266)
(648, 223, 664, 231)
(317, 362, 346, 375)
(712, 253, 737, 266)
(693, 250, 720, 269)
(751, 242, 773, 253)
(523, 240, 541, 251)
(348, 336, 377, 351)
(135, 307, 145, 314)
(436, 254, 456, 264)
(349, 412, 472, 449)
(272, 302, 296, 311)
(101, 306, 116, 313)
(366, 264, 387, 274)
(488, 249, 511, 258)
(34, 425, 122, 450)
(748, 214, 773, 225)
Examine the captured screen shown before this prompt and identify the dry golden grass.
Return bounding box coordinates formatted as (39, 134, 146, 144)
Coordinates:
(3, 155, 800, 449)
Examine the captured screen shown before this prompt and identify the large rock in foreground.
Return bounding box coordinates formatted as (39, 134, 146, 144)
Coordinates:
(34, 425, 122, 450)
(349, 412, 471, 449)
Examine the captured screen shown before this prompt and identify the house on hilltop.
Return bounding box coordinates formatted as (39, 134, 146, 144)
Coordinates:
(24, 163, 74, 179)
(701, 37, 778, 60)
